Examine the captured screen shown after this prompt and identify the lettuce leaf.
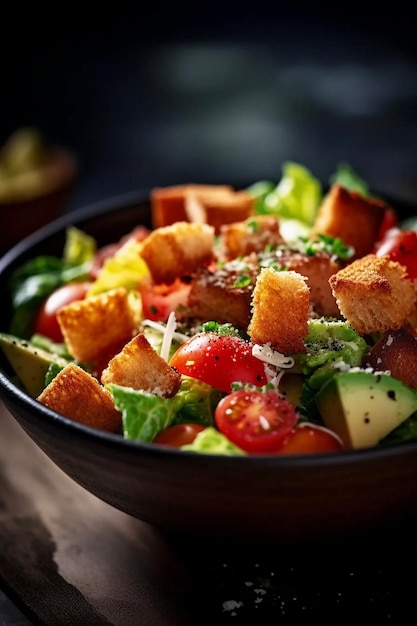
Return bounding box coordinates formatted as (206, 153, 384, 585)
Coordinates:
(107, 375, 221, 442)
(181, 426, 246, 455)
(255, 161, 322, 226)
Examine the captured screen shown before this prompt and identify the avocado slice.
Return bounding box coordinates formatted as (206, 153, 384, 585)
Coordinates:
(0, 332, 69, 397)
(316, 370, 417, 450)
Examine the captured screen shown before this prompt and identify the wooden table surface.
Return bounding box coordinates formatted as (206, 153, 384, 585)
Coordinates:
(1, 399, 417, 625)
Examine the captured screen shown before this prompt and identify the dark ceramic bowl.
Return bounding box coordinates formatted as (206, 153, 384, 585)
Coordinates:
(1, 191, 417, 545)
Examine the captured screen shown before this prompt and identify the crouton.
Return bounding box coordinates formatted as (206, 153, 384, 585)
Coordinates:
(220, 215, 285, 259)
(187, 258, 259, 330)
(329, 254, 417, 335)
(150, 184, 254, 232)
(139, 221, 215, 285)
(185, 189, 255, 234)
(312, 184, 389, 259)
(248, 268, 310, 354)
(151, 184, 234, 228)
(57, 288, 140, 363)
(101, 333, 181, 398)
(363, 322, 417, 389)
(37, 363, 122, 433)
(274, 251, 342, 318)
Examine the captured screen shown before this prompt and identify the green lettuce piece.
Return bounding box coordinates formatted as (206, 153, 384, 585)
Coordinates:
(256, 161, 322, 227)
(379, 412, 417, 446)
(87, 239, 149, 296)
(9, 257, 91, 338)
(63, 226, 97, 265)
(142, 325, 182, 360)
(329, 163, 369, 196)
(109, 385, 179, 441)
(181, 427, 246, 456)
(245, 180, 276, 213)
(174, 376, 224, 426)
(107, 375, 221, 442)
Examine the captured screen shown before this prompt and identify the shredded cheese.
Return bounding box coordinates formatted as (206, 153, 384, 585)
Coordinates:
(141, 318, 189, 345)
(252, 343, 295, 369)
(160, 311, 177, 362)
(185, 193, 207, 223)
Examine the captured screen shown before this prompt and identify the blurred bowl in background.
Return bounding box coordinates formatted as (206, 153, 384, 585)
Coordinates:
(0, 127, 78, 254)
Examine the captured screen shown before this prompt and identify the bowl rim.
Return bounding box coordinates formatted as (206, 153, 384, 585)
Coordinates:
(1, 188, 417, 467)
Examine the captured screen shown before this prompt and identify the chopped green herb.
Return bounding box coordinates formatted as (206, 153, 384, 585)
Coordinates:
(234, 275, 252, 288)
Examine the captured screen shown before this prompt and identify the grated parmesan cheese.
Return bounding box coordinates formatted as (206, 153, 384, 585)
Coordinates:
(159, 312, 177, 362)
(142, 317, 189, 345)
(252, 343, 295, 369)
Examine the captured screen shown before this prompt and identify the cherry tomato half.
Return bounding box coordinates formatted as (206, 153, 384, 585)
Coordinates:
(34, 281, 92, 342)
(153, 423, 206, 448)
(377, 207, 398, 242)
(140, 278, 191, 322)
(214, 388, 298, 453)
(169, 333, 268, 393)
(375, 228, 417, 279)
(275, 422, 343, 455)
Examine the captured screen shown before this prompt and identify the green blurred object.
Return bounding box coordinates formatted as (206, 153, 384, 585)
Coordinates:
(0, 127, 78, 255)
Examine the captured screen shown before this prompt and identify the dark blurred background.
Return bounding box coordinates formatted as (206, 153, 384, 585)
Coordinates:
(2, 3, 417, 211)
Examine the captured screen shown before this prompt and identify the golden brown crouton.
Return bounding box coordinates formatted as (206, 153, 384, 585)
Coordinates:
(101, 333, 181, 398)
(185, 189, 255, 234)
(139, 221, 215, 285)
(329, 254, 416, 335)
(57, 288, 140, 363)
(37, 363, 122, 433)
(248, 268, 310, 354)
(312, 184, 389, 259)
(274, 251, 342, 318)
(150, 184, 254, 233)
(363, 322, 417, 389)
(187, 258, 259, 330)
(220, 215, 285, 259)
(151, 184, 234, 228)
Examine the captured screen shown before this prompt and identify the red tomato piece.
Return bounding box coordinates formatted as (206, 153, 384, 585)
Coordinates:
(214, 388, 298, 453)
(275, 422, 343, 455)
(140, 278, 191, 322)
(153, 423, 206, 448)
(169, 333, 268, 393)
(374, 229, 417, 279)
(377, 207, 398, 242)
(34, 281, 92, 342)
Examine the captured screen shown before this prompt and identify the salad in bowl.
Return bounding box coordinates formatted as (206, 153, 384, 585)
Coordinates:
(3, 161, 417, 459)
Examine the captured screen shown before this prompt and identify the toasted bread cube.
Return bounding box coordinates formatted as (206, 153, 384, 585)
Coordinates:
(151, 184, 233, 228)
(101, 333, 181, 398)
(280, 252, 342, 318)
(185, 189, 255, 234)
(364, 322, 417, 389)
(312, 184, 388, 259)
(329, 254, 416, 335)
(187, 260, 259, 330)
(139, 221, 215, 285)
(57, 288, 140, 363)
(37, 363, 122, 433)
(220, 215, 285, 259)
(248, 268, 310, 354)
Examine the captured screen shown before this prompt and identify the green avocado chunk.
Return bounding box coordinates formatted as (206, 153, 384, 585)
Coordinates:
(315, 370, 417, 450)
(0, 332, 68, 397)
